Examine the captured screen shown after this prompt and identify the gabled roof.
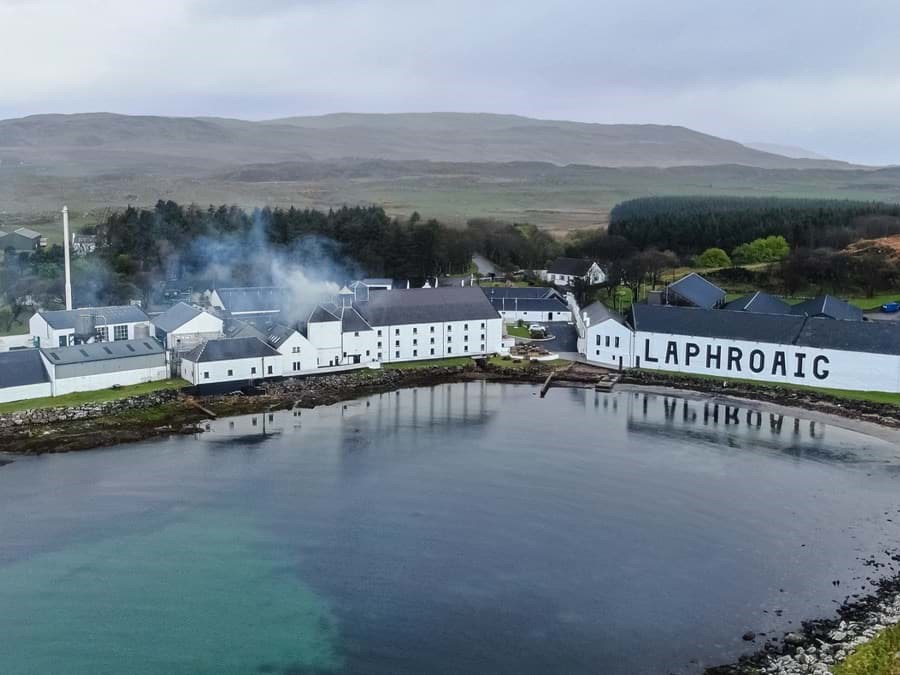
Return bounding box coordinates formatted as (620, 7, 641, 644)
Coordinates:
(547, 257, 596, 276)
(13, 227, 41, 239)
(723, 291, 792, 315)
(582, 301, 624, 325)
(790, 295, 863, 321)
(38, 305, 150, 330)
(630, 304, 806, 344)
(355, 278, 393, 286)
(666, 273, 726, 309)
(0, 349, 50, 388)
(0, 230, 8, 239)
(265, 323, 298, 349)
(309, 305, 340, 323)
(152, 302, 205, 333)
(41, 339, 163, 365)
(355, 287, 499, 326)
(223, 318, 266, 341)
(182, 337, 279, 363)
(212, 287, 286, 313)
(481, 286, 559, 300)
(341, 306, 373, 332)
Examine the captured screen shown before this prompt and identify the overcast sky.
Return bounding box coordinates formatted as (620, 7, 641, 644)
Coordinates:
(1, 0, 899, 164)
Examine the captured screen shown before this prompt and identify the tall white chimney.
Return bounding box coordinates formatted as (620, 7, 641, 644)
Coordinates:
(62, 206, 73, 310)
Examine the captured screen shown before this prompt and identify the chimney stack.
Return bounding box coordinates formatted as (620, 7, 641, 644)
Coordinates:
(62, 206, 73, 311)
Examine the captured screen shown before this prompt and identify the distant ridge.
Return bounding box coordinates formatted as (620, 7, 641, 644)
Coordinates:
(0, 111, 863, 172)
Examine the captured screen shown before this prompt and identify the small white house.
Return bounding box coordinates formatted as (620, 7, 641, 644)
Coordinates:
(30, 305, 152, 348)
(152, 302, 224, 351)
(543, 258, 606, 287)
(307, 306, 343, 367)
(580, 301, 633, 370)
(180, 337, 283, 387)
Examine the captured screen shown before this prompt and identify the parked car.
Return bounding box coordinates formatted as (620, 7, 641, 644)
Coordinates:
(881, 302, 899, 313)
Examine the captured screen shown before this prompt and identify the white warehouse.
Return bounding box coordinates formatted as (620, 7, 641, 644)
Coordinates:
(30, 305, 152, 348)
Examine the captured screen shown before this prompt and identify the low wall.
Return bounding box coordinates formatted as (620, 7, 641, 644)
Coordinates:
(0, 389, 181, 427)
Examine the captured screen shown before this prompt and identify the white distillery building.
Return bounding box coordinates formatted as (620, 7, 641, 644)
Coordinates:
(180, 337, 284, 387)
(152, 302, 224, 351)
(30, 305, 152, 348)
(482, 287, 572, 323)
(578, 301, 632, 370)
(40, 339, 168, 396)
(306, 286, 503, 365)
(265, 323, 318, 374)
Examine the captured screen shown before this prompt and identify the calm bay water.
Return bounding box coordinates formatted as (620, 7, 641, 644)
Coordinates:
(1, 383, 899, 675)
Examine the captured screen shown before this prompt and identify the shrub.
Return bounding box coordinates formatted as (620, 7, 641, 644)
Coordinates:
(696, 247, 732, 268)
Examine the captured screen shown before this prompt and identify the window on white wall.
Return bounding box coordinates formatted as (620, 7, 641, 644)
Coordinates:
(114, 325, 128, 341)
(251, 367, 257, 375)
(615, 337, 620, 348)
(605, 336, 610, 347)
(227, 369, 233, 376)
(96, 326, 108, 342)
(203, 371, 209, 379)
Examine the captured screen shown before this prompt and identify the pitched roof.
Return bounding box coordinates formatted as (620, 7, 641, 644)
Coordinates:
(341, 306, 373, 332)
(213, 287, 286, 313)
(797, 317, 900, 355)
(41, 339, 163, 366)
(0, 349, 50, 388)
(13, 227, 41, 239)
(355, 287, 500, 326)
(152, 302, 204, 332)
(665, 273, 726, 309)
(38, 305, 150, 330)
(308, 305, 340, 323)
(481, 286, 558, 300)
(223, 318, 266, 341)
(0, 230, 8, 239)
(547, 257, 595, 276)
(182, 337, 280, 363)
(790, 295, 863, 321)
(357, 278, 393, 286)
(582, 301, 624, 325)
(265, 323, 297, 349)
(630, 304, 807, 344)
(490, 297, 569, 312)
(723, 291, 793, 315)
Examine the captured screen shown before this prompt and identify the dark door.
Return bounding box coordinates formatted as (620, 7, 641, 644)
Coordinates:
(548, 312, 553, 321)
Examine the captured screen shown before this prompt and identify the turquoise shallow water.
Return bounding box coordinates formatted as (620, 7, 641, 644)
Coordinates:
(1, 384, 898, 675)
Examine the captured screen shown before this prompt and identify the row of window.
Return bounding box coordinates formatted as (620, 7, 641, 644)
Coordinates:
(596, 335, 621, 348)
(59, 324, 129, 347)
(376, 322, 486, 338)
(380, 343, 486, 360)
(202, 364, 274, 380)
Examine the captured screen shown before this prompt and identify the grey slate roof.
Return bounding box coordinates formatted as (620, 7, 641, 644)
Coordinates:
(308, 305, 340, 323)
(38, 305, 150, 330)
(357, 278, 393, 286)
(355, 287, 500, 326)
(666, 273, 726, 309)
(183, 337, 280, 363)
(490, 297, 568, 313)
(223, 319, 267, 341)
(152, 302, 204, 333)
(797, 318, 900, 355)
(41, 338, 163, 365)
(341, 307, 373, 332)
(265, 323, 297, 349)
(582, 301, 624, 325)
(547, 257, 595, 276)
(630, 304, 807, 344)
(481, 286, 558, 300)
(790, 295, 863, 321)
(213, 287, 286, 313)
(724, 291, 793, 315)
(0, 349, 50, 388)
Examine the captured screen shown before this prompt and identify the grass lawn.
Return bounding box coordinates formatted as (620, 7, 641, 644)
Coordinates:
(383, 357, 474, 371)
(0, 378, 187, 415)
(833, 623, 900, 675)
(646, 369, 900, 408)
(505, 325, 531, 338)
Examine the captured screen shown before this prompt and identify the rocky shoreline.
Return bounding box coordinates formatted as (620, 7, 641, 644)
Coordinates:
(706, 551, 900, 675)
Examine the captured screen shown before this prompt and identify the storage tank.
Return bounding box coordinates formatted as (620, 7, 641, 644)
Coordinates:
(74, 313, 96, 340)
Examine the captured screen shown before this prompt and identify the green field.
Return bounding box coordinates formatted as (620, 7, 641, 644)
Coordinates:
(383, 357, 474, 370)
(505, 325, 531, 338)
(0, 379, 187, 415)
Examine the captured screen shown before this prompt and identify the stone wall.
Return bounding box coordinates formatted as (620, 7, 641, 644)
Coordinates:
(0, 390, 181, 428)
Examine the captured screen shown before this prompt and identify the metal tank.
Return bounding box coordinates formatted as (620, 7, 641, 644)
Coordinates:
(74, 313, 96, 341)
